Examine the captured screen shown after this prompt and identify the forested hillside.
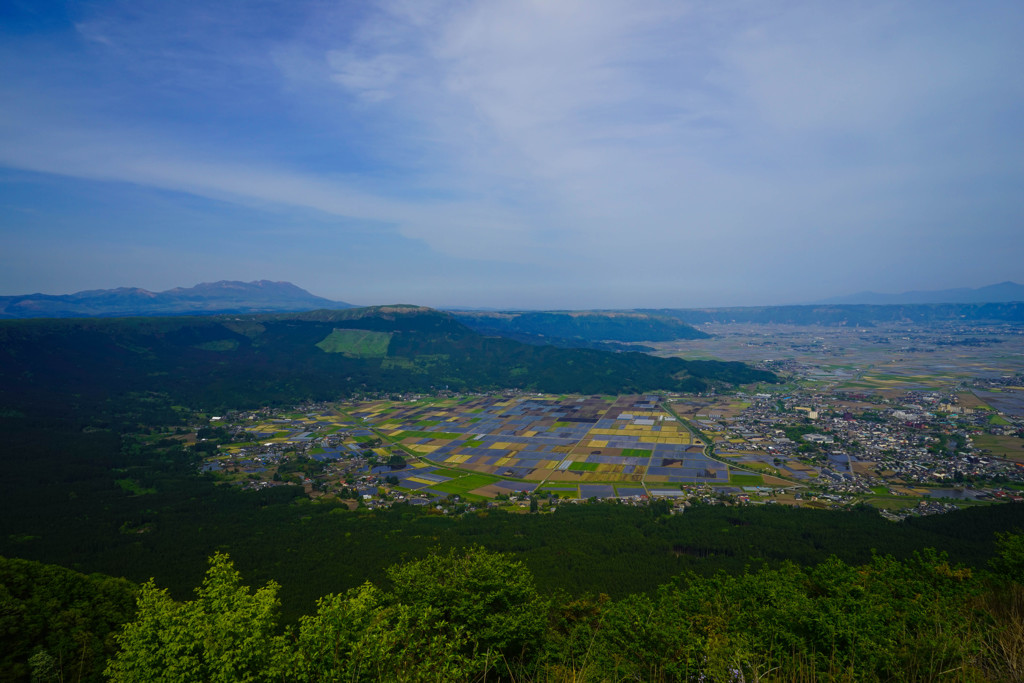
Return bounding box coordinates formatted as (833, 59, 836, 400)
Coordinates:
(0, 306, 775, 422)
(452, 310, 710, 346)
(6, 533, 1024, 682)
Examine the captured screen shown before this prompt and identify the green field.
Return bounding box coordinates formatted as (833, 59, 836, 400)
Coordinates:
(621, 448, 652, 458)
(730, 473, 765, 486)
(316, 329, 392, 357)
(568, 462, 600, 472)
(431, 474, 500, 496)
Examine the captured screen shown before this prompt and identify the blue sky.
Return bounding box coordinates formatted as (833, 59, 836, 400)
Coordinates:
(1, 0, 1022, 309)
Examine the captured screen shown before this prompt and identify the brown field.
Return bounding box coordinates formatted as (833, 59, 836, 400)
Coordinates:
(470, 484, 509, 498)
(958, 392, 992, 410)
(852, 462, 877, 475)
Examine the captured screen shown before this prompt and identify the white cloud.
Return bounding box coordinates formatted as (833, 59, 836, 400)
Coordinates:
(2, 0, 1022, 305)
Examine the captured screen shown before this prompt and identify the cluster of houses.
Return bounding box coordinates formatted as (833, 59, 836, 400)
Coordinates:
(708, 385, 1023, 500)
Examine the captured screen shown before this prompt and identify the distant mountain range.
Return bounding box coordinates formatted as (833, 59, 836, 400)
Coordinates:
(813, 281, 1024, 305)
(0, 280, 354, 318)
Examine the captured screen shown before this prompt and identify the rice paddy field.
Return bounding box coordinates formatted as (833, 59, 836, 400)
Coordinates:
(343, 394, 734, 497)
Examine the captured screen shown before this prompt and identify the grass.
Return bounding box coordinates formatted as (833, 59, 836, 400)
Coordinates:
(431, 474, 500, 495)
(315, 329, 392, 357)
(730, 473, 765, 486)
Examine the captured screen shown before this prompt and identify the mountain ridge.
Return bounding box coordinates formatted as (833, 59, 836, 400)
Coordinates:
(0, 280, 354, 318)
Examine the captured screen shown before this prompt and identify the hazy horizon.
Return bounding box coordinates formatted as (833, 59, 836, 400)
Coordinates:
(2, 1, 1022, 309)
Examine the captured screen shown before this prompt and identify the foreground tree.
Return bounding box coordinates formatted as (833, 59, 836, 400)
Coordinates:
(104, 553, 288, 683)
(294, 546, 548, 681)
(0, 557, 136, 683)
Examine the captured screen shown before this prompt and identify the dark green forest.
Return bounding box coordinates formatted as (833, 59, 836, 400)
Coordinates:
(6, 533, 1024, 682)
(452, 311, 710, 345)
(0, 307, 774, 423)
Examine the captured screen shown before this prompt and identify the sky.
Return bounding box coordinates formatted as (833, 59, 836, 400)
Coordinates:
(1, 0, 1022, 309)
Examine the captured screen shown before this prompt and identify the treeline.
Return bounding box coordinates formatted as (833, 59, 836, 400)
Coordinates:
(7, 537, 1024, 682)
(452, 311, 710, 343)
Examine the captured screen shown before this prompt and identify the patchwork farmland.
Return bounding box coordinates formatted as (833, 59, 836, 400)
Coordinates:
(348, 394, 730, 498)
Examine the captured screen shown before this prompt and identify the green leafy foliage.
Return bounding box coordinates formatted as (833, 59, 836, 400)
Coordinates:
(105, 553, 289, 683)
(93, 536, 1024, 682)
(0, 557, 136, 683)
(294, 547, 547, 681)
(587, 551, 987, 682)
(386, 546, 548, 660)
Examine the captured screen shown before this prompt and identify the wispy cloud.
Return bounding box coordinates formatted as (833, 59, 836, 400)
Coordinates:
(1, 0, 1022, 306)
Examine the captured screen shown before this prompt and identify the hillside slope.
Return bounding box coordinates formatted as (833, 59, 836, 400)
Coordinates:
(0, 306, 776, 421)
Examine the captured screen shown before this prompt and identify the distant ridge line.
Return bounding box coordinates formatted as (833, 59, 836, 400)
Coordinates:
(812, 281, 1024, 306)
(0, 280, 355, 319)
